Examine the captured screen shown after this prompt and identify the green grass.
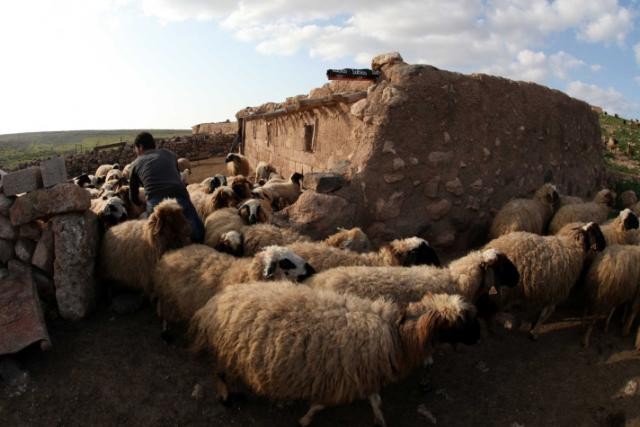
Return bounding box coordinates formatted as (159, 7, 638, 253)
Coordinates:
(0, 129, 190, 170)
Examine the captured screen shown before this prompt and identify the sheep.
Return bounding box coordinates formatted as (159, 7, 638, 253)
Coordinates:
(105, 168, 123, 183)
(203, 207, 247, 249)
(90, 195, 128, 229)
(485, 222, 606, 339)
(261, 172, 304, 210)
(305, 249, 517, 319)
(114, 185, 147, 220)
(237, 198, 272, 225)
(225, 153, 251, 177)
(122, 163, 133, 179)
(556, 209, 640, 246)
(153, 245, 315, 325)
(177, 157, 191, 172)
(489, 183, 559, 238)
(190, 282, 479, 427)
(560, 195, 584, 207)
(99, 199, 191, 295)
(582, 245, 640, 348)
(95, 164, 114, 178)
(548, 189, 616, 234)
(180, 168, 191, 185)
(255, 161, 277, 182)
(322, 227, 373, 253)
(187, 175, 227, 194)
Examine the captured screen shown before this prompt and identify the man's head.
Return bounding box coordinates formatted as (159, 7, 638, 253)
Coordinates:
(134, 132, 156, 156)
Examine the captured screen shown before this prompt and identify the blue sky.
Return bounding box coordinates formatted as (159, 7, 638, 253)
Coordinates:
(1, 0, 639, 134)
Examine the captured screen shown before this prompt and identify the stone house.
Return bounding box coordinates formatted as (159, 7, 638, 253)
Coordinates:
(236, 53, 607, 250)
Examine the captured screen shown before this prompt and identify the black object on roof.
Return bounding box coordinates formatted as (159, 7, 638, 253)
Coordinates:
(327, 68, 381, 81)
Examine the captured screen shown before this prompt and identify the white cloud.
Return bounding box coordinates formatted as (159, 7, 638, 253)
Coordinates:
(634, 43, 640, 65)
(635, 76, 640, 85)
(566, 81, 638, 116)
(590, 64, 602, 72)
(481, 49, 584, 82)
(578, 8, 633, 44)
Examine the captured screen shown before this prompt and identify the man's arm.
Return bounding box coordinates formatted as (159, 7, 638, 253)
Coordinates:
(129, 167, 142, 206)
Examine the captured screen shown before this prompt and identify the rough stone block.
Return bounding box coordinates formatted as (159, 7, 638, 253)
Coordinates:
(302, 172, 347, 194)
(51, 211, 99, 321)
(15, 238, 36, 263)
(31, 226, 54, 275)
(2, 168, 43, 196)
(0, 238, 14, 264)
(0, 193, 14, 216)
(40, 157, 68, 188)
(285, 191, 356, 240)
(0, 215, 17, 240)
(19, 221, 42, 241)
(9, 183, 91, 226)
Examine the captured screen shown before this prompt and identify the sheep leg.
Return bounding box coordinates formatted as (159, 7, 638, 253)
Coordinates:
(604, 307, 616, 334)
(582, 321, 595, 348)
(214, 372, 230, 406)
(623, 310, 638, 336)
(529, 305, 555, 340)
(369, 394, 387, 427)
(298, 403, 325, 427)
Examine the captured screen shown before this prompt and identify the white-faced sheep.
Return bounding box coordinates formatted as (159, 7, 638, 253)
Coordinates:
(582, 244, 640, 348)
(225, 153, 251, 177)
(485, 222, 606, 339)
(322, 227, 373, 253)
(187, 175, 227, 195)
(305, 248, 517, 321)
(255, 161, 277, 183)
(99, 199, 191, 295)
(261, 172, 304, 210)
(190, 282, 479, 427)
(177, 157, 191, 172)
(95, 164, 115, 178)
(203, 207, 247, 250)
(237, 198, 272, 225)
(113, 185, 147, 220)
(90, 196, 128, 229)
(105, 168, 123, 183)
(489, 183, 560, 238)
(216, 225, 309, 256)
(548, 189, 616, 234)
(153, 245, 315, 325)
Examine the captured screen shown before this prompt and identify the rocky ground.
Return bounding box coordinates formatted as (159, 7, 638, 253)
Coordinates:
(2, 301, 639, 427)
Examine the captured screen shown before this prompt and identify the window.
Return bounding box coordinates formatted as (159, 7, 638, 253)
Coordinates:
(304, 124, 315, 152)
(266, 122, 272, 146)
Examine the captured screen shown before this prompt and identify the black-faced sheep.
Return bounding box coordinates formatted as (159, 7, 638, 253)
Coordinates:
(485, 222, 606, 339)
(489, 183, 559, 238)
(548, 189, 616, 234)
(190, 282, 479, 427)
(237, 198, 272, 225)
(260, 172, 304, 210)
(153, 245, 315, 325)
(99, 199, 191, 295)
(225, 153, 251, 177)
(590, 209, 638, 245)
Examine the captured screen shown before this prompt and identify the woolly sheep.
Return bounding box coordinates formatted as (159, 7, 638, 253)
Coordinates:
(485, 222, 606, 338)
(216, 224, 307, 256)
(225, 153, 251, 177)
(187, 175, 227, 195)
(237, 198, 272, 225)
(105, 168, 123, 183)
(582, 245, 640, 348)
(179, 168, 191, 185)
(203, 207, 247, 249)
(322, 227, 373, 253)
(113, 185, 147, 220)
(122, 163, 133, 179)
(596, 209, 638, 245)
(177, 157, 191, 172)
(90, 196, 128, 229)
(261, 172, 304, 210)
(95, 164, 114, 178)
(99, 199, 191, 294)
(255, 161, 277, 182)
(153, 245, 316, 325)
(191, 178, 252, 221)
(190, 282, 480, 426)
(489, 183, 560, 238)
(305, 249, 518, 319)
(548, 189, 616, 234)
(559, 195, 584, 207)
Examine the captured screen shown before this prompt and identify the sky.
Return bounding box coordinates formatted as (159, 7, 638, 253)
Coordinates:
(1, 0, 640, 134)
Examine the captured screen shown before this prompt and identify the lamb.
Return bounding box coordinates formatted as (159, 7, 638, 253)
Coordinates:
(90, 195, 128, 229)
(237, 198, 272, 225)
(153, 245, 315, 325)
(190, 282, 479, 427)
(203, 207, 247, 250)
(225, 153, 251, 177)
(582, 245, 640, 348)
(260, 172, 304, 209)
(489, 183, 559, 238)
(485, 222, 606, 338)
(322, 227, 373, 253)
(255, 161, 277, 182)
(177, 157, 191, 172)
(99, 199, 191, 295)
(548, 189, 616, 234)
(305, 248, 517, 319)
(95, 164, 115, 178)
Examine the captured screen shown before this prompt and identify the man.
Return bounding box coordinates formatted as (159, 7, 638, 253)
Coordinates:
(129, 132, 204, 243)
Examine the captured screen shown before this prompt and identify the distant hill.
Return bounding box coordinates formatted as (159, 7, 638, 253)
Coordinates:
(0, 129, 190, 170)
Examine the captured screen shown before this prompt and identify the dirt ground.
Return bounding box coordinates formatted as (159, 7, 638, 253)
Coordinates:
(187, 157, 228, 184)
(2, 300, 640, 427)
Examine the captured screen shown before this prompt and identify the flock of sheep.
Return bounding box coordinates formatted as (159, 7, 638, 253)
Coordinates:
(70, 153, 640, 426)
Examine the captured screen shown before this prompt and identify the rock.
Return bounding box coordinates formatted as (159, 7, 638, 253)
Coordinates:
(31, 226, 54, 275)
(383, 173, 404, 184)
(620, 190, 638, 209)
(476, 361, 490, 373)
(40, 157, 67, 188)
(381, 85, 407, 106)
(32, 268, 55, 302)
(0, 358, 31, 398)
(0, 239, 14, 264)
(371, 52, 404, 70)
(392, 158, 406, 170)
(375, 191, 404, 221)
(0, 193, 14, 216)
(350, 98, 367, 118)
(19, 222, 42, 241)
(9, 183, 91, 226)
(613, 378, 639, 399)
(445, 178, 464, 196)
(1, 167, 43, 196)
(14, 238, 36, 263)
(426, 199, 452, 221)
(285, 192, 356, 240)
(409, 157, 419, 165)
(51, 212, 99, 321)
(470, 179, 483, 191)
(0, 267, 8, 280)
(0, 216, 17, 240)
(302, 172, 346, 194)
(424, 177, 441, 198)
(382, 140, 396, 154)
(428, 151, 453, 166)
(191, 383, 204, 401)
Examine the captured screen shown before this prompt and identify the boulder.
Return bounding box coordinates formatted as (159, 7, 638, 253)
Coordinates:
(9, 183, 91, 226)
(0, 215, 17, 240)
(40, 156, 67, 188)
(51, 212, 99, 320)
(2, 167, 43, 196)
(31, 226, 54, 275)
(302, 172, 347, 194)
(14, 238, 36, 263)
(0, 239, 14, 264)
(19, 222, 42, 241)
(0, 193, 14, 216)
(284, 191, 356, 240)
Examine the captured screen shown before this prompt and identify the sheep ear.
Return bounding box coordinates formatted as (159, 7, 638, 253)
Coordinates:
(404, 242, 441, 267)
(437, 313, 481, 346)
(546, 190, 559, 205)
(623, 210, 639, 230)
(581, 222, 606, 252)
(264, 260, 277, 279)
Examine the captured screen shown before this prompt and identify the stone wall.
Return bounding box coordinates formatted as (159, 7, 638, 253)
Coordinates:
(192, 121, 237, 135)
